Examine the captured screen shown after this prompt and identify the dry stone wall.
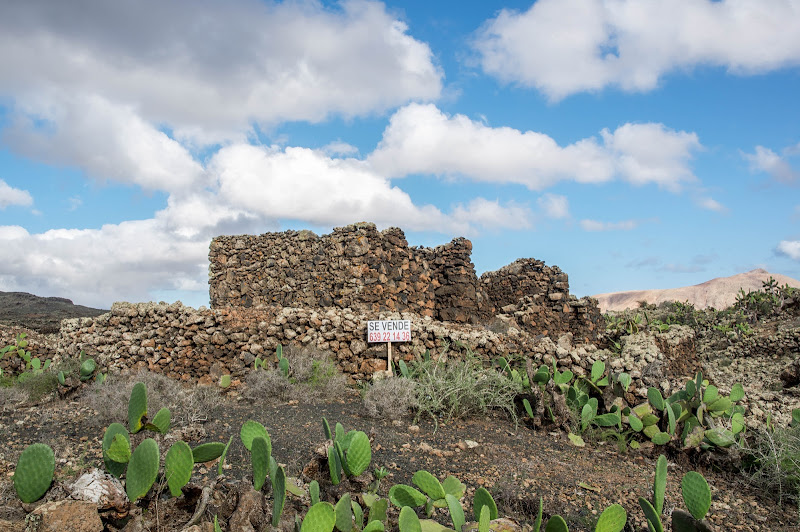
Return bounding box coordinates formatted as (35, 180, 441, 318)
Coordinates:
(209, 223, 601, 341)
(54, 301, 686, 405)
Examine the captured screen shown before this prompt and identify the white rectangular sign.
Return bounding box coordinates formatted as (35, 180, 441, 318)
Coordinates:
(367, 320, 411, 343)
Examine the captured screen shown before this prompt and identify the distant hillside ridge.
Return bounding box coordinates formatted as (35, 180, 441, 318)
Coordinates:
(0, 291, 107, 334)
(592, 269, 800, 312)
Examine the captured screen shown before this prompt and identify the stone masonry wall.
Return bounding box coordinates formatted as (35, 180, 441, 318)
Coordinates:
(53, 301, 693, 408)
(209, 223, 601, 341)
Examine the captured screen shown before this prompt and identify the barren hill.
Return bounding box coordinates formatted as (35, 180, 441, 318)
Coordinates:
(592, 268, 800, 312)
(0, 291, 106, 334)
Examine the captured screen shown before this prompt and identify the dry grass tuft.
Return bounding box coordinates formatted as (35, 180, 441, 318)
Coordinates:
(362, 377, 418, 420)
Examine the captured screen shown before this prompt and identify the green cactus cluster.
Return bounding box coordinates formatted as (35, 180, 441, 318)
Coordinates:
(509, 351, 745, 453)
(322, 417, 372, 485)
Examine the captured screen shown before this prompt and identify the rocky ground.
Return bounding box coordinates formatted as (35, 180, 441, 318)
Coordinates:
(0, 381, 797, 531)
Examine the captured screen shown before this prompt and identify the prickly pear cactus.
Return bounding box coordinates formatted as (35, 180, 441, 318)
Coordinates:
(103, 423, 130, 478)
(654, 454, 667, 514)
(146, 407, 171, 434)
(328, 445, 342, 485)
(446, 494, 465, 532)
(192, 442, 226, 463)
(310, 480, 321, 505)
(251, 436, 270, 491)
(681, 471, 711, 521)
(301, 501, 336, 532)
(334, 493, 353, 532)
(165, 441, 193, 497)
(473, 487, 498, 521)
(272, 463, 287, 527)
(79, 358, 96, 381)
(637, 498, 664, 532)
(342, 430, 370, 476)
(389, 484, 427, 508)
(322, 417, 333, 440)
(106, 433, 132, 464)
(399, 506, 422, 532)
(595, 504, 626, 532)
(544, 515, 568, 532)
(13, 443, 55, 503)
(126, 438, 160, 501)
(412, 470, 445, 501)
(128, 382, 147, 434)
(240, 420, 269, 451)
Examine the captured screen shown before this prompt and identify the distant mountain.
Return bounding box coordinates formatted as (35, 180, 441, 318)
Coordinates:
(0, 291, 107, 334)
(592, 269, 800, 313)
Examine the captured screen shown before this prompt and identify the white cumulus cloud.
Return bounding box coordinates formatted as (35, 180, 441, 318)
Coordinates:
(777, 240, 800, 260)
(473, 0, 800, 100)
(368, 104, 701, 191)
(743, 143, 800, 184)
(537, 193, 570, 219)
(0, 0, 442, 141)
(0, 179, 33, 209)
(4, 94, 205, 192)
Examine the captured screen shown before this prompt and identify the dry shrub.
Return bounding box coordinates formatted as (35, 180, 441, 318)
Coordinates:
(244, 369, 293, 403)
(82, 369, 222, 428)
(0, 386, 26, 412)
(245, 346, 349, 404)
(362, 377, 418, 420)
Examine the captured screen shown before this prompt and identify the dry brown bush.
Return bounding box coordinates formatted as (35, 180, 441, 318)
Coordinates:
(362, 377, 418, 420)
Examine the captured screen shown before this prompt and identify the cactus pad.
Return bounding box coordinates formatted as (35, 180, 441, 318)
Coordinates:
(106, 433, 132, 463)
(446, 494, 465, 532)
(323, 417, 333, 440)
(363, 521, 385, 532)
(334, 493, 353, 532)
(240, 420, 269, 451)
(595, 503, 626, 532)
(399, 506, 422, 532)
(165, 441, 193, 497)
(272, 463, 287, 527)
(103, 423, 130, 478)
(442, 475, 465, 498)
(654, 454, 667, 514)
(543, 515, 568, 532)
(251, 436, 270, 491)
(389, 484, 427, 508)
(192, 442, 226, 463)
(681, 471, 711, 521)
(126, 438, 160, 501)
(80, 358, 96, 380)
(328, 444, 342, 485)
(310, 480, 321, 505)
(146, 407, 171, 434)
(637, 498, 664, 532)
(128, 382, 147, 434)
(368, 498, 388, 525)
(301, 502, 336, 532)
(473, 487, 498, 521)
(413, 470, 445, 501)
(345, 431, 371, 476)
(13, 443, 55, 503)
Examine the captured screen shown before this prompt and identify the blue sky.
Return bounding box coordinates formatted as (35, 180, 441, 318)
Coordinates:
(0, 0, 799, 309)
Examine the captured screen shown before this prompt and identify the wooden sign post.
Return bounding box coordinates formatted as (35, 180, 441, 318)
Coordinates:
(367, 320, 411, 376)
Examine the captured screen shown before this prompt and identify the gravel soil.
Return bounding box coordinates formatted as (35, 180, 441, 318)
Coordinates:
(0, 387, 797, 531)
